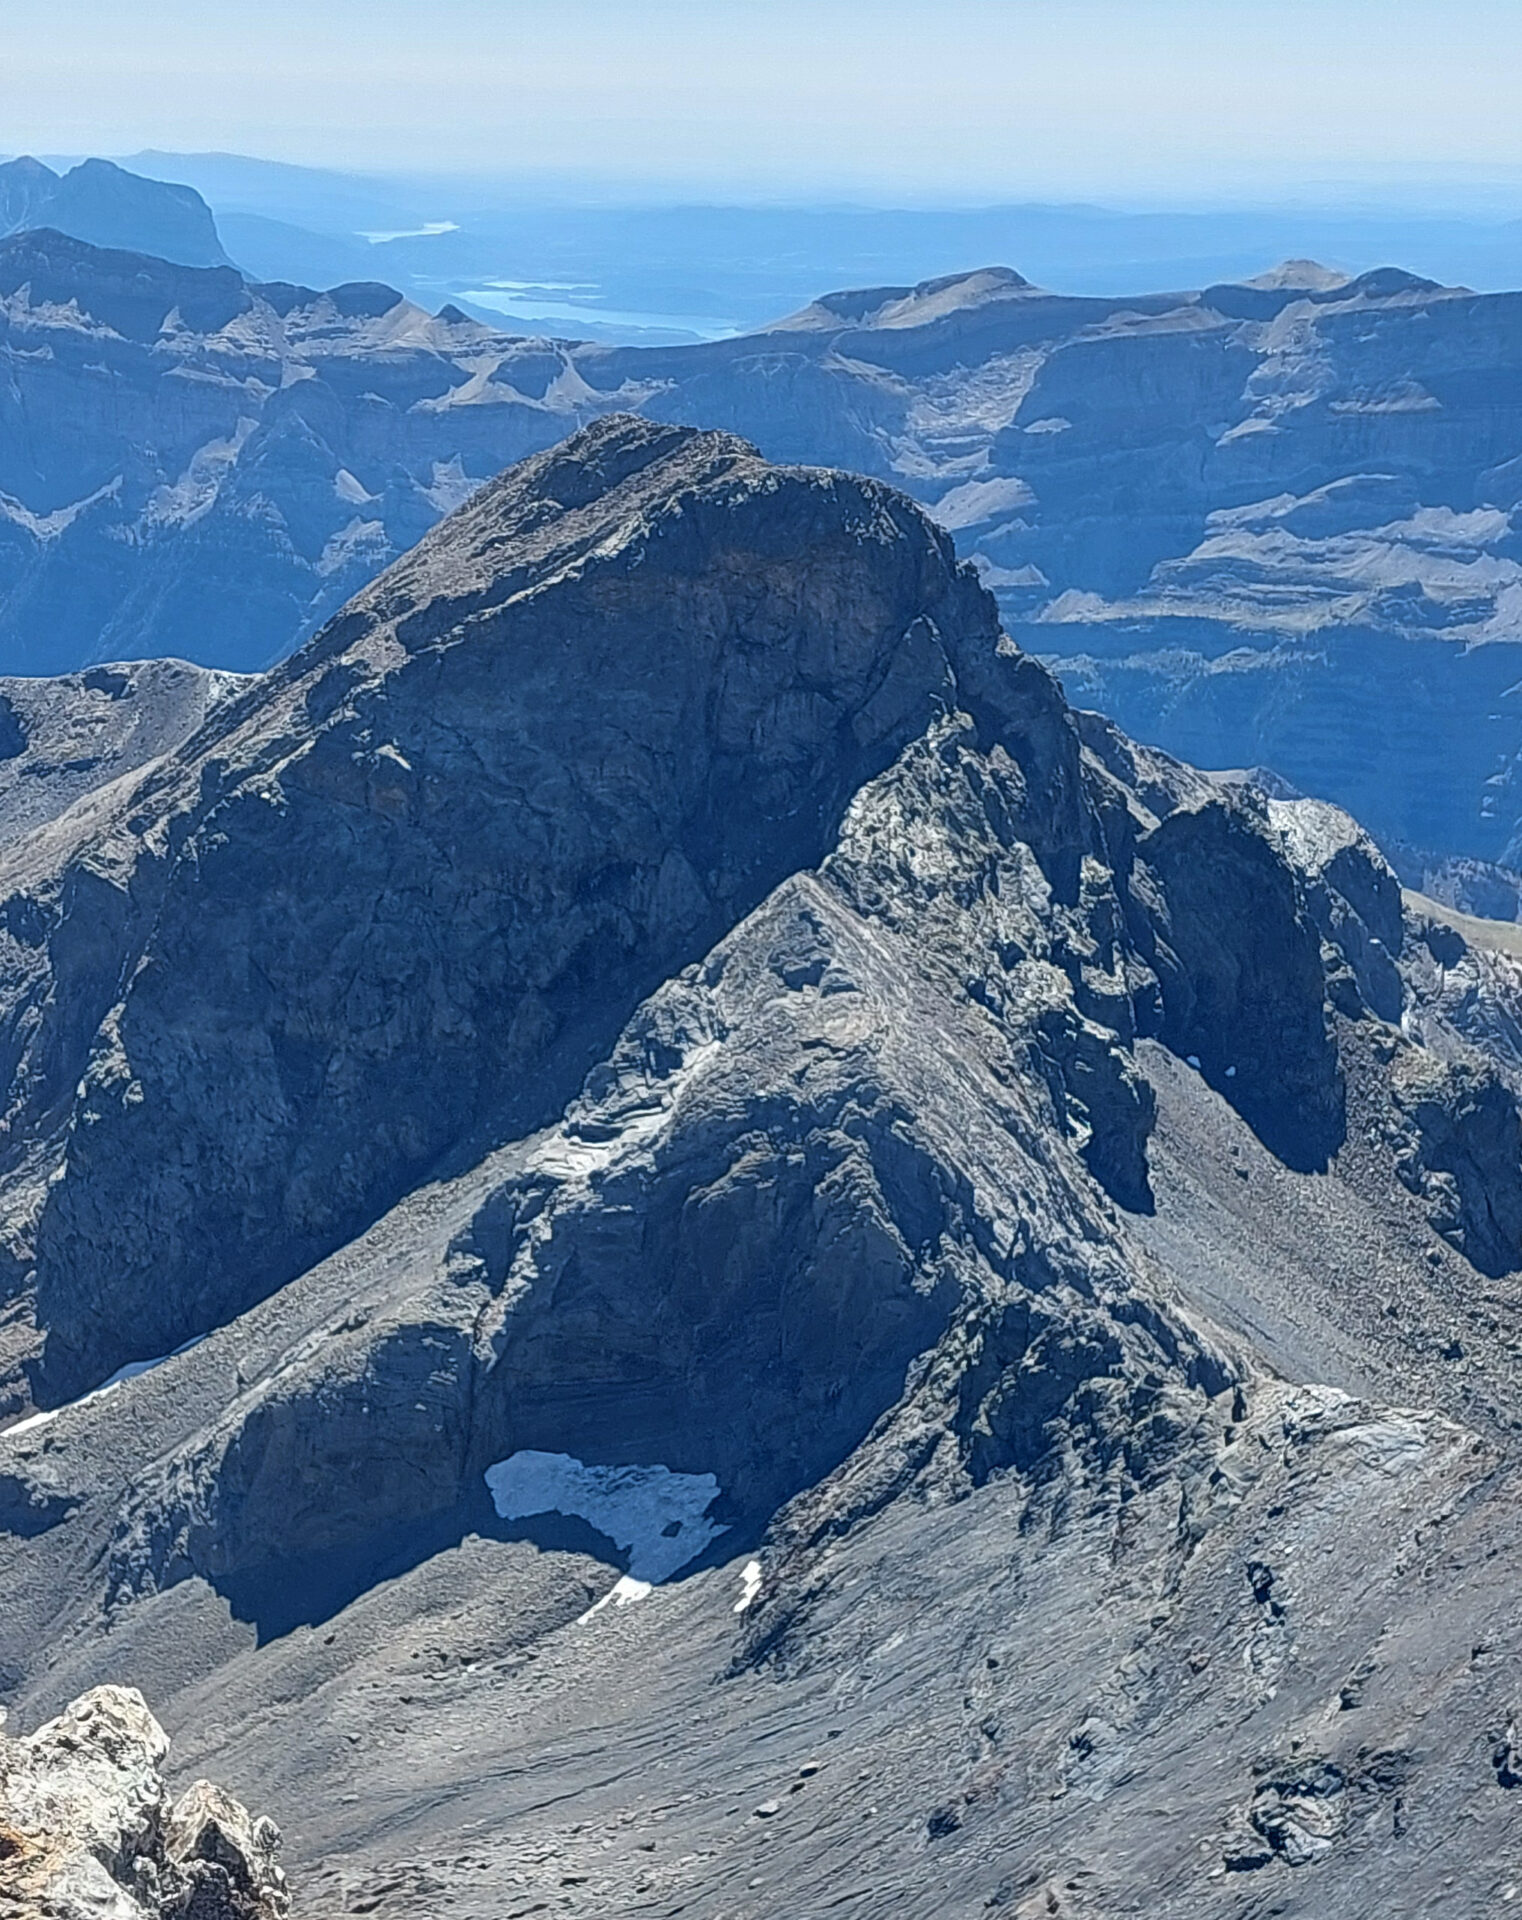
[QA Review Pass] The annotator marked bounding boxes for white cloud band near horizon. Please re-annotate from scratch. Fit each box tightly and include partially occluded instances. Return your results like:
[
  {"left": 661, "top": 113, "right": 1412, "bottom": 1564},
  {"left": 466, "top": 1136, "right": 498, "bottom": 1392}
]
[{"left": 3, "top": 0, "right": 1522, "bottom": 207}]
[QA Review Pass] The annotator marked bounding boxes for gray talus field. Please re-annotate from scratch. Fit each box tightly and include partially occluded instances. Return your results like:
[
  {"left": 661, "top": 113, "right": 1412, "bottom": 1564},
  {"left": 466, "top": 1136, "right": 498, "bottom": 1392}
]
[{"left": 4, "top": 418, "right": 1522, "bottom": 1916}]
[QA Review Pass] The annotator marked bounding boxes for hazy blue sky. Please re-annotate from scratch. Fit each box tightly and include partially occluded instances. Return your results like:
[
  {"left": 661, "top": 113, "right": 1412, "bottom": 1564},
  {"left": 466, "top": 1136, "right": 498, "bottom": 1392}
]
[{"left": 5, "top": 0, "right": 1522, "bottom": 205}]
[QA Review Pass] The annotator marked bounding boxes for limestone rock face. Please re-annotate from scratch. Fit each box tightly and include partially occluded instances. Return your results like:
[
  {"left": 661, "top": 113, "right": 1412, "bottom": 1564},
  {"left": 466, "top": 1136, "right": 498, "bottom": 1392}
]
[{"left": 0, "top": 1685, "right": 286, "bottom": 1919}]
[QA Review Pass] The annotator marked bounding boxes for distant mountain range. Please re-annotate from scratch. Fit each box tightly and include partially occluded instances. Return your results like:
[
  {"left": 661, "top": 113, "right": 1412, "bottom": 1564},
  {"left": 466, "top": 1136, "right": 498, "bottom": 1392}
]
[
  {"left": 3, "top": 226, "right": 1522, "bottom": 885},
  {"left": 0, "top": 156, "right": 228, "bottom": 267},
  {"left": 8, "top": 144, "right": 1522, "bottom": 347},
  {"left": 20, "top": 149, "right": 1522, "bottom": 343}
]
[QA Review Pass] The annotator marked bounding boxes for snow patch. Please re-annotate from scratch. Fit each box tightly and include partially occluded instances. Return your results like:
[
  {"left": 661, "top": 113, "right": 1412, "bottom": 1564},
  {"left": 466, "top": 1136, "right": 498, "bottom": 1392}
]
[
  {"left": 930, "top": 474, "right": 1034, "bottom": 533},
  {"left": 734, "top": 1559, "right": 763, "bottom": 1613},
  {"left": 484, "top": 1450, "right": 729, "bottom": 1593},
  {"left": 333, "top": 468, "right": 374, "bottom": 507},
  {"left": 423, "top": 457, "right": 477, "bottom": 516},
  {"left": 578, "top": 1575, "right": 653, "bottom": 1622},
  {"left": 146, "top": 422, "right": 256, "bottom": 530},
  {"left": 969, "top": 555, "right": 1049, "bottom": 590},
  {"left": 0, "top": 475, "right": 122, "bottom": 540}
]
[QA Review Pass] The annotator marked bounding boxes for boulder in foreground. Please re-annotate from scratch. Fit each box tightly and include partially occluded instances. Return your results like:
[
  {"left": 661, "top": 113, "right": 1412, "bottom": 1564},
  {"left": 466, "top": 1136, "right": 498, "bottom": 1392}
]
[{"left": 0, "top": 1685, "right": 287, "bottom": 1920}]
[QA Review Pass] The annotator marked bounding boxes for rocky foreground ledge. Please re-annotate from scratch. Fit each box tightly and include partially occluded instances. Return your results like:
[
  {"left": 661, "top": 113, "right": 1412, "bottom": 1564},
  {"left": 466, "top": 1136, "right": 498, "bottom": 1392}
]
[{"left": 0, "top": 1686, "right": 287, "bottom": 1919}]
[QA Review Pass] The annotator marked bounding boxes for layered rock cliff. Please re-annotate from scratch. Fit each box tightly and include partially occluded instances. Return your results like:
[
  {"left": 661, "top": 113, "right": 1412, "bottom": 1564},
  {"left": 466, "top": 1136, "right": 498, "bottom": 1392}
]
[{"left": 2, "top": 421, "right": 1522, "bottom": 1917}]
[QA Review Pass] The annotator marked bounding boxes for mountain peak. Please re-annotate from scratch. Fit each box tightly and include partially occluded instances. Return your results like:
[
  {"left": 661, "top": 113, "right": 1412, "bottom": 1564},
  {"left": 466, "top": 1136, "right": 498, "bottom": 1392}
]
[
  {"left": 0, "top": 155, "right": 60, "bottom": 233},
  {"left": 12, "top": 414, "right": 1005, "bottom": 1399},
  {"left": 342, "top": 412, "right": 988, "bottom": 666},
  {"left": 775, "top": 264, "right": 1035, "bottom": 332},
  {"left": 0, "top": 153, "right": 228, "bottom": 268},
  {"left": 0, "top": 155, "right": 59, "bottom": 185},
  {"left": 1241, "top": 256, "right": 1352, "bottom": 292},
  {"left": 0, "top": 227, "right": 250, "bottom": 339},
  {"left": 4, "top": 416, "right": 1522, "bottom": 1918}
]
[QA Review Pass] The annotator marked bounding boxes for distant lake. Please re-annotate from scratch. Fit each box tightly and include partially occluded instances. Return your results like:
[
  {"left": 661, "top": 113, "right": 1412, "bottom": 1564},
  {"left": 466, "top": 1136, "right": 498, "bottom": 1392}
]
[{"left": 460, "top": 283, "right": 741, "bottom": 345}]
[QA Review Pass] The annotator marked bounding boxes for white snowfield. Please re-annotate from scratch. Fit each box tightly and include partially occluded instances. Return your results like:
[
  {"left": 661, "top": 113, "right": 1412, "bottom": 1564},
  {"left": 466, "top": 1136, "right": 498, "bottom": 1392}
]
[{"left": 483, "top": 1450, "right": 730, "bottom": 1608}]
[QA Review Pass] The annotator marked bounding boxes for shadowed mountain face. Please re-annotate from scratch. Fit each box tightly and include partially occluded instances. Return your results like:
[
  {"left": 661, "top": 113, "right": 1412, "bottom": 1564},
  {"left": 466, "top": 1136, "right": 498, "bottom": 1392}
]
[
  {"left": 0, "top": 158, "right": 229, "bottom": 266},
  {"left": 4, "top": 421, "right": 1522, "bottom": 1916},
  {"left": 0, "top": 417, "right": 1008, "bottom": 1406},
  {"left": 4, "top": 241, "right": 1522, "bottom": 873}
]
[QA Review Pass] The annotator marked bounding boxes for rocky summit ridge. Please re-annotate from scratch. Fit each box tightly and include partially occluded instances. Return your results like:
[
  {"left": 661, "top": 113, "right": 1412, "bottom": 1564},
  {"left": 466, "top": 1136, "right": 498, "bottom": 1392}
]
[{"left": 2, "top": 420, "right": 1522, "bottom": 1914}]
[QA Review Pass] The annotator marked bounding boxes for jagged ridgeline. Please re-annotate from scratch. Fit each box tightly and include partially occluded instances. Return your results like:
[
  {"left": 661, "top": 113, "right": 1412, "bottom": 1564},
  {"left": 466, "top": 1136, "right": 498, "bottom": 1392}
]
[{"left": 4, "top": 417, "right": 1522, "bottom": 1916}]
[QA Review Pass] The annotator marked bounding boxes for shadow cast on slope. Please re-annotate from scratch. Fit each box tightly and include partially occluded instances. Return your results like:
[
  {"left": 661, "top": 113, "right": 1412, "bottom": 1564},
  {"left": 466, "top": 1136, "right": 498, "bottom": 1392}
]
[{"left": 212, "top": 1477, "right": 759, "bottom": 1644}]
